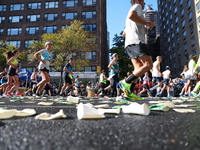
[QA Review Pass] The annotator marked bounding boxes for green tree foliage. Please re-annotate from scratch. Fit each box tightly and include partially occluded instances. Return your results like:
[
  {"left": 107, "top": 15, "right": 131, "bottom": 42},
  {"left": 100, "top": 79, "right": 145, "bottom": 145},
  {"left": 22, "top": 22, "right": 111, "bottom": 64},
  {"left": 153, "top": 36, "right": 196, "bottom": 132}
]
[
  {"left": 30, "top": 20, "right": 96, "bottom": 72},
  {"left": 109, "top": 32, "right": 133, "bottom": 79}
]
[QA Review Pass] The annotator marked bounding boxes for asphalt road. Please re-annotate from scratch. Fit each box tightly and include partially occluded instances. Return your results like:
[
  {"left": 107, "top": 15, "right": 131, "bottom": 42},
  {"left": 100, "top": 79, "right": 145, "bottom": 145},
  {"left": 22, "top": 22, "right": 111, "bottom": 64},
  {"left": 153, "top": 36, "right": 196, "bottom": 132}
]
[{"left": 0, "top": 96, "right": 200, "bottom": 150}]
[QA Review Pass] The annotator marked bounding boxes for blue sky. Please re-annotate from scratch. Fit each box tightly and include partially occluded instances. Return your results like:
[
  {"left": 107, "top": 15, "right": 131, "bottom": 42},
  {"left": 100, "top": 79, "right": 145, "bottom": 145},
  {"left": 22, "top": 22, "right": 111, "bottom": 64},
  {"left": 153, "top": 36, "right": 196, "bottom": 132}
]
[{"left": 107, "top": 0, "right": 158, "bottom": 47}]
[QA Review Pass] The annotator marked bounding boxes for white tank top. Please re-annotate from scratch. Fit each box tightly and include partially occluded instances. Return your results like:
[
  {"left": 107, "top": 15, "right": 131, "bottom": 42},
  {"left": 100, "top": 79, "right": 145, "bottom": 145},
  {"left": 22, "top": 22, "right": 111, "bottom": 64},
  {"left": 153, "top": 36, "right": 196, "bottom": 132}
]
[{"left": 152, "top": 61, "right": 161, "bottom": 77}]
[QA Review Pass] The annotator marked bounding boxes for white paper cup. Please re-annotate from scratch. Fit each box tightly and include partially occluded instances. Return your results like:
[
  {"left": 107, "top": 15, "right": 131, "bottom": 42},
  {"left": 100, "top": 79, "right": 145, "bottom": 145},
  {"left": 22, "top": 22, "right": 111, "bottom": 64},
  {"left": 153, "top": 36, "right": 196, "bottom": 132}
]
[
  {"left": 15, "top": 109, "right": 36, "bottom": 117},
  {"left": 77, "top": 103, "right": 105, "bottom": 119},
  {"left": 0, "top": 109, "right": 17, "bottom": 119},
  {"left": 67, "top": 96, "right": 80, "bottom": 104},
  {"left": 35, "top": 109, "right": 67, "bottom": 120},
  {"left": 98, "top": 108, "right": 120, "bottom": 114},
  {"left": 122, "top": 102, "right": 150, "bottom": 116}
]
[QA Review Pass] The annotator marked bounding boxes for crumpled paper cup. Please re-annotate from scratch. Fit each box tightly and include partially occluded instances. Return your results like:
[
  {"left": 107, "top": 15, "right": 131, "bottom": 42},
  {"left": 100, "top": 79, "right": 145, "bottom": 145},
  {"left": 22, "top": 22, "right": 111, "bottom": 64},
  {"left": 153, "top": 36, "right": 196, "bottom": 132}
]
[
  {"left": 122, "top": 102, "right": 150, "bottom": 116},
  {"left": 0, "top": 109, "right": 17, "bottom": 119},
  {"left": 35, "top": 109, "right": 67, "bottom": 120},
  {"left": 67, "top": 96, "right": 80, "bottom": 104},
  {"left": 150, "top": 105, "right": 169, "bottom": 112},
  {"left": 98, "top": 108, "right": 120, "bottom": 114},
  {"left": 77, "top": 103, "right": 105, "bottom": 119},
  {"left": 15, "top": 109, "right": 36, "bottom": 117}
]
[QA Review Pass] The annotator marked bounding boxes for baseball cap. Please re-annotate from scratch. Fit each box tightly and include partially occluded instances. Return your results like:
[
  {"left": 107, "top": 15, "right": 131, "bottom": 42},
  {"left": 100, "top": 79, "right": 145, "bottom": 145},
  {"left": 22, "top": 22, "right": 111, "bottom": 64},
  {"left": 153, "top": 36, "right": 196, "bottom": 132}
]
[
  {"left": 45, "top": 41, "right": 53, "bottom": 46},
  {"left": 189, "top": 54, "right": 196, "bottom": 59},
  {"left": 166, "top": 66, "right": 170, "bottom": 69},
  {"left": 112, "top": 53, "right": 118, "bottom": 58}
]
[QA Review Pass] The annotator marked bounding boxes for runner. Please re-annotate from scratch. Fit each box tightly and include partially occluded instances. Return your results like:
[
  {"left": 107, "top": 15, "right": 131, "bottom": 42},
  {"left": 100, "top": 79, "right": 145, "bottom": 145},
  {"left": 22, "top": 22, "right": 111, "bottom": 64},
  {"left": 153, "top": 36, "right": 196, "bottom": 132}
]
[
  {"left": 60, "top": 58, "right": 74, "bottom": 96},
  {"left": 33, "top": 41, "right": 56, "bottom": 96},
  {"left": 4, "top": 51, "right": 22, "bottom": 96},
  {"left": 120, "top": 0, "right": 154, "bottom": 100}
]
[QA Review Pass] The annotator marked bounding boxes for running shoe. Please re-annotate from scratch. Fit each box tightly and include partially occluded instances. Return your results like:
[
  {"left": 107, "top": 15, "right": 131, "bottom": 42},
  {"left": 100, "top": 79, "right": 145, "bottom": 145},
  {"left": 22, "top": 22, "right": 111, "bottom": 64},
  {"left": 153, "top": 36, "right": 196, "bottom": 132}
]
[
  {"left": 167, "top": 95, "right": 172, "bottom": 98},
  {"left": 3, "top": 93, "right": 9, "bottom": 97},
  {"left": 190, "top": 92, "right": 198, "bottom": 98},
  {"left": 7, "top": 92, "right": 13, "bottom": 97},
  {"left": 15, "top": 93, "right": 22, "bottom": 96},
  {"left": 119, "top": 79, "right": 131, "bottom": 95},
  {"left": 179, "top": 93, "right": 183, "bottom": 97},
  {"left": 124, "top": 93, "right": 143, "bottom": 100}
]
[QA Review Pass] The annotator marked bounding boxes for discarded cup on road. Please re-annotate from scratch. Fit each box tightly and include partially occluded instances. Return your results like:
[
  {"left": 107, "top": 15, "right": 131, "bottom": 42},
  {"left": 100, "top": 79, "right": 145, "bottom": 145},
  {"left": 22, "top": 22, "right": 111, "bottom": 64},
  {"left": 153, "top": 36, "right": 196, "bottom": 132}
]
[
  {"left": 122, "top": 102, "right": 150, "bottom": 116},
  {"left": 0, "top": 109, "right": 17, "bottom": 119},
  {"left": 94, "top": 104, "right": 109, "bottom": 109},
  {"left": 77, "top": 103, "right": 105, "bottom": 119},
  {"left": 98, "top": 108, "right": 120, "bottom": 114},
  {"left": 67, "top": 96, "right": 79, "bottom": 104},
  {"left": 149, "top": 105, "right": 169, "bottom": 112},
  {"left": 35, "top": 109, "right": 67, "bottom": 120},
  {"left": 15, "top": 109, "right": 36, "bottom": 116}
]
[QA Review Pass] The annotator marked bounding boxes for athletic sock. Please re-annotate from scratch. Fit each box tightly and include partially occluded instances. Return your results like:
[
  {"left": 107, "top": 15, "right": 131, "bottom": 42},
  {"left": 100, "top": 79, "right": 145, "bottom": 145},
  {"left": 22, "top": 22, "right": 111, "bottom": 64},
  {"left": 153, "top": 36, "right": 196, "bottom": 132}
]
[{"left": 125, "top": 74, "right": 138, "bottom": 84}]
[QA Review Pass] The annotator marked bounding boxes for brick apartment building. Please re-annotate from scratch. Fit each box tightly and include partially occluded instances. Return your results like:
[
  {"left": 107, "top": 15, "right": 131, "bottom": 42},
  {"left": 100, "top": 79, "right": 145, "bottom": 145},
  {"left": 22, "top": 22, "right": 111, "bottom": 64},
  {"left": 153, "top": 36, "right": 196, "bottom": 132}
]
[{"left": 0, "top": 0, "right": 108, "bottom": 73}]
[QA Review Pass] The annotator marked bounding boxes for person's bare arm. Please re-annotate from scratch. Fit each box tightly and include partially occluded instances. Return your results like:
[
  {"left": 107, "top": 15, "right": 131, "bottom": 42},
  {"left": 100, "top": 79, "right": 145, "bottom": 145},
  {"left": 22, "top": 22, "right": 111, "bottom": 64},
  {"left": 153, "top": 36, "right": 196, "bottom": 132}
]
[
  {"left": 108, "top": 60, "right": 119, "bottom": 72},
  {"left": 34, "top": 52, "right": 46, "bottom": 64},
  {"left": 128, "top": 10, "right": 154, "bottom": 28}
]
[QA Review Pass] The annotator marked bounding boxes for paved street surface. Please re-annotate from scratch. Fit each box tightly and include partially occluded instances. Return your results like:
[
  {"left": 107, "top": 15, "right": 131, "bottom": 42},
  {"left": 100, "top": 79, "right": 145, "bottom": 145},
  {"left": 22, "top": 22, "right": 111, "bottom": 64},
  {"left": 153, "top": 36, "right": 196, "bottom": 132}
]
[{"left": 0, "top": 95, "right": 200, "bottom": 150}]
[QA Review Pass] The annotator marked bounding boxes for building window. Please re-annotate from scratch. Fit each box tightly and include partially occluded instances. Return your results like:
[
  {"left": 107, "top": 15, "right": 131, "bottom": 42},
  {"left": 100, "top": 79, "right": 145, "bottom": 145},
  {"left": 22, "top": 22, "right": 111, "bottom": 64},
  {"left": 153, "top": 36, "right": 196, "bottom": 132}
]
[
  {"left": 183, "top": 42, "right": 188, "bottom": 50},
  {"left": 43, "top": 26, "right": 57, "bottom": 33},
  {"left": 171, "top": 32, "right": 174, "bottom": 38},
  {"left": 26, "top": 27, "right": 39, "bottom": 35},
  {"left": 187, "top": 0, "right": 191, "bottom": 8},
  {"left": 10, "top": 4, "right": 24, "bottom": 11},
  {"left": 44, "top": 13, "right": 58, "bottom": 21},
  {"left": 45, "top": 1, "right": 58, "bottom": 9},
  {"left": 82, "top": 0, "right": 96, "bottom": 6},
  {"left": 72, "top": 52, "right": 77, "bottom": 60},
  {"left": 197, "top": 2, "right": 200, "bottom": 11},
  {"left": 0, "top": 17, "right": 5, "bottom": 23},
  {"left": 84, "top": 52, "right": 96, "bottom": 59},
  {"left": 28, "top": 3, "right": 41, "bottom": 9},
  {"left": 0, "top": 29, "right": 4, "bottom": 36},
  {"left": 82, "top": 11, "right": 96, "bottom": 19},
  {"left": 61, "top": 25, "right": 70, "bottom": 29},
  {"left": 8, "top": 16, "right": 23, "bottom": 23},
  {"left": 198, "top": 17, "right": 200, "bottom": 24},
  {"left": 175, "top": 17, "right": 178, "bottom": 24},
  {"left": 180, "top": 0, "right": 183, "bottom": 5},
  {"left": 25, "top": 40, "right": 38, "bottom": 48},
  {"left": 0, "top": 5, "right": 6, "bottom": 11},
  {"left": 63, "top": 0, "right": 78, "bottom": 7},
  {"left": 84, "top": 66, "right": 96, "bottom": 72},
  {"left": 181, "top": 9, "right": 184, "bottom": 16},
  {"left": 7, "top": 41, "right": 21, "bottom": 48},
  {"left": 189, "top": 24, "right": 194, "bottom": 32},
  {"left": 27, "top": 15, "right": 40, "bottom": 22},
  {"left": 182, "top": 20, "right": 185, "bottom": 28},
  {"left": 171, "top": 23, "right": 173, "bottom": 29},
  {"left": 62, "top": 12, "right": 78, "bottom": 20},
  {"left": 176, "top": 27, "right": 179, "bottom": 34},
  {"left": 183, "top": 30, "right": 187, "bottom": 38},
  {"left": 82, "top": 24, "right": 96, "bottom": 31},
  {"left": 7, "top": 28, "right": 22, "bottom": 35},
  {"left": 191, "top": 36, "right": 195, "bottom": 45},
  {"left": 189, "top": 11, "right": 192, "bottom": 21},
  {"left": 174, "top": 7, "right": 177, "bottom": 14}
]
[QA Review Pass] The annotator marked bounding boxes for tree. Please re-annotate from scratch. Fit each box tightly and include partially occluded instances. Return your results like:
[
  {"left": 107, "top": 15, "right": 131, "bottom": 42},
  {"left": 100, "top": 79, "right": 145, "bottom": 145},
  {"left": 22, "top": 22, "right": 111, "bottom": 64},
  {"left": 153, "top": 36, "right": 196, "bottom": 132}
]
[
  {"left": 29, "top": 20, "right": 96, "bottom": 88},
  {"left": 109, "top": 32, "right": 133, "bottom": 79}
]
